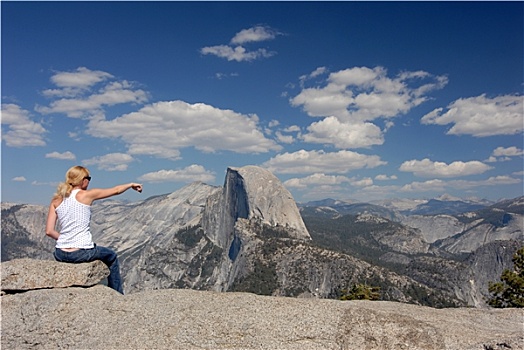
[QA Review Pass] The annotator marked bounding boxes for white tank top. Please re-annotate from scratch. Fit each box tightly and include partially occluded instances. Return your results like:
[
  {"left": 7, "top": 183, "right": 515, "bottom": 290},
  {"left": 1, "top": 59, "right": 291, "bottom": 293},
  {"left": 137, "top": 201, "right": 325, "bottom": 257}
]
[{"left": 55, "top": 189, "right": 95, "bottom": 249}]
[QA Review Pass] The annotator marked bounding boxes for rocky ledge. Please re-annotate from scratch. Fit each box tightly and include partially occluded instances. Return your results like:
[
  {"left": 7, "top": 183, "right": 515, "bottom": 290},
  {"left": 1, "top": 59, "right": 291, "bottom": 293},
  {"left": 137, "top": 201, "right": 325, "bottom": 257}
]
[
  {"left": 1, "top": 259, "right": 522, "bottom": 350},
  {"left": 1, "top": 258, "right": 109, "bottom": 293}
]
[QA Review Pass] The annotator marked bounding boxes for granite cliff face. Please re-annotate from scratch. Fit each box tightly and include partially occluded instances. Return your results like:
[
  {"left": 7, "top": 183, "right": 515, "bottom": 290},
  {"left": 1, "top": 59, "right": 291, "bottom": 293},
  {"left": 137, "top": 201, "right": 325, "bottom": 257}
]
[
  {"left": 108, "top": 166, "right": 312, "bottom": 293},
  {"left": 1, "top": 203, "right": 52, "bottom": 261}
]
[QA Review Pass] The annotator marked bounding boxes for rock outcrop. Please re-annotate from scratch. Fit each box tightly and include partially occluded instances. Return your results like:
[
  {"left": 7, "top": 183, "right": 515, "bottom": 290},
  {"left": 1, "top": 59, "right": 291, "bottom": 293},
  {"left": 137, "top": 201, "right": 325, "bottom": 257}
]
[
  {"left": 228, "top": 166, "right": 310, "bottom": 239},
  {"left": 1, "top": 259, "right": 522, "bottom": 350},
  {"left": 1, "top": 258, "right": 109, "bottom": 293},
  {"left": 202, "top": 166, "right": 310, "bottom": 248}
]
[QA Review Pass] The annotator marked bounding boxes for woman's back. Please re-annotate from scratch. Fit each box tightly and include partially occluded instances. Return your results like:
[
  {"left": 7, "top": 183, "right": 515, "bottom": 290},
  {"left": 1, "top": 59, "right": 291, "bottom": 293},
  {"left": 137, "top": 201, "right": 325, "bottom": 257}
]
[{"left": 55, "top": 189, "right": 94, "bottom": 249}]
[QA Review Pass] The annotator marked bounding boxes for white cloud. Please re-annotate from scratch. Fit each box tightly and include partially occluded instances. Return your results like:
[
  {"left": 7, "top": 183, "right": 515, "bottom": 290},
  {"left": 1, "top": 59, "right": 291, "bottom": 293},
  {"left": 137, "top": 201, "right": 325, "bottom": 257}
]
[
  {"left": 485, "top": 146, "right": 523, "bottom": 163},
  {"left": 12, "top": 176, "right": 26, "bottom": 182},
  {"left": 292, "top": 66, "right": 447, "bottom": 122},
  {"left": 421, "top": 94, "right": 523, "bottom": 137},
  {"left": 362, "top": 174, "right": 521, "bottom": 197},
  {"left": 399, "top": 175, "right": 521, "bottom": 194},
  {"left": 375, "top": 174, "right": 398, "bottom": 181},
  {"left": 283, "top": 174, "right": 376, "bottom": 202},
  {"left": 400, "top": 179, "right": 447, "bottom": 192},
  {"left": 86, "top": 100, "right": 281, "bottom": 160},
  {"left": 36, "top": 68, "right": 148, "bottom": 118},
  {"left": 291, "top": 66, "right": 447, "bottom": 149},
  {"left": 82, "top": 153, "right": 135, "bottom": 171},
  {"left": 299, "top": 66, "right": 328, "bottom": 87},
  {"left": 399, "top": 158, "right": 493, "bottom": 178},
  {"left": 201, "top": 25, "right": 280, "bottom": 62},
  {"left": 138, "top": 164, "right": 215, "bottom": 183},
  {"left": 201, "top": 45, "right": 274, "bottom": 62},
  {"left": 1, "top": 104, "right": 47, "bottom": 147},
  {"left": 447, "top": 175, "right": 521, "bottom": 189},
  {"left": 302, "top": 116, "right": 384, "bottom": 148},
  {"left": 231, "top": 25, "right": 279, "bottom": 45},
  {"left": 275, "top": 131, "right": 294, "bottom": 144},
  {"left": 492, "top": 146, "right": 524, "bottom": 157},
  {"left": 50, "top": 67, "right": 113, "bottom": 88},
  {"left": 284, "top": 173, "right": 354, "bottom": 189},
  {"left": 284, "top": 125, "right": 301, "bottom": 132},
  {"left": 485, "top": 156, "right": 512, "bottom": 163},
  {"left": 45, "top": 151, "right": 76, "bottom": 160},
  {"left": 353, "top": 177, "right": 374, "bottom": 187},
  {"left": 268, "top": 120, "right": 280, "bottom": 128},
  {"left": 263, "top": 149, "right": 386, "bottom": 174},
  {"left": 42, "top": 67, "right": 113, "bottom": 98},
  {"left": 283, "top": 173, "right": 366, "bottom": 201}
]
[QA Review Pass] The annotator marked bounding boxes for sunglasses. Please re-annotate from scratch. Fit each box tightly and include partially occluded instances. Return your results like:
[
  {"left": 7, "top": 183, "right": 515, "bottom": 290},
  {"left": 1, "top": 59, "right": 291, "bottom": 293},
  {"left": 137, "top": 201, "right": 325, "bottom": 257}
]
[{"left": 84, "top": 176, "right": 92, "bottom": 181}]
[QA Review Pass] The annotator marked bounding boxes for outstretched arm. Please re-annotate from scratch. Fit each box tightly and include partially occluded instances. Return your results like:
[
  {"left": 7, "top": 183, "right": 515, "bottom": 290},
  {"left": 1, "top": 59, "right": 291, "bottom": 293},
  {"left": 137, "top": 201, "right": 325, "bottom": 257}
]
[{"left": 78, "top": 183, "right": 143, "bottom": 205}]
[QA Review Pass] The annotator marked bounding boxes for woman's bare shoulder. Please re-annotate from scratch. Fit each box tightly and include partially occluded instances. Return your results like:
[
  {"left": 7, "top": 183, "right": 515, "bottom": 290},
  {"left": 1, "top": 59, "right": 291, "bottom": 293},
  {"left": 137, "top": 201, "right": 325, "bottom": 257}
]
[{"left": 51, "top": 196, "right": 63, "bottom": 208}]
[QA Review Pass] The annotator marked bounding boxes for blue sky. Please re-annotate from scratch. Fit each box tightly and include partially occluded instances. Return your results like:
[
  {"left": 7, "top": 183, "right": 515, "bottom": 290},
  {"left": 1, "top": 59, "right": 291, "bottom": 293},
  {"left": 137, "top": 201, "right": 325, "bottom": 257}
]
[{"left": 2, "top": 1, "right": 523, "bottom": 205}]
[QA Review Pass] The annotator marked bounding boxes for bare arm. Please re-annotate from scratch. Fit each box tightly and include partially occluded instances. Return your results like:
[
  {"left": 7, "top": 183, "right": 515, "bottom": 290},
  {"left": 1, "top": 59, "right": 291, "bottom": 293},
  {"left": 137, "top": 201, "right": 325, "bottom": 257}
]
[
  {"left": 77, "top": 183, "right": 143, "bottom": 205},
  {"left": 45, "top": 199, "right": 61, "bottom": 240}
]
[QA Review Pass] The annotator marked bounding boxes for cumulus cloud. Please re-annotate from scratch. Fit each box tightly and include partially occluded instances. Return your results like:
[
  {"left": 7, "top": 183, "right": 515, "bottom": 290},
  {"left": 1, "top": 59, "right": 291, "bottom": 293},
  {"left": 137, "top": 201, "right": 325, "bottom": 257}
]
[
  {"left": 36, "top": 68, "right": 148, "bottom": 118},
  {"left": 399, "top": 158, "right": 493, "bottom": 178},
  {"left": 493, "top": 146, "right": 523, "bottom": 157},
  {"left": 201, "top": 25, "right": 280, "bottom": 62},
  {"left": 486, "top": 146, "right": 524, "bottom": 163},
  {"left": 87, "top": 100, "right": 281, "bottom": 160},
  {"left": 45, "top": 151, "right": 76, "bottom": 160},
  {"left": 12, "top": 176, "right": 26, "bottom": 182},
  {"left": 41, "top": 67, "right": 113, "bottom": 98},
  {"left": 291, "top": 66, "right": 447, "bottom": 149},
  {"left": 82, "top": 153, "right": 135, "bottom": 171},
  {"left": 292, "top": 66, "right": 447, "bottom": 122},
  {"left": 1, "top": 104, "right": 47, "bottom": 147},
  {"left": 421, "top": 94, "right": 523, "bottom": 137},
  {"left": 231, "top": 25, "right": 279, "bottom": 44},
  {"left": 303, "top": 116, "right": 384, "bottom": 148},
  {"left": 263, "top": 149, "right": 386, "bottom": 174},
  {"left": 138, "top": 164, "right": 215, "bottom": 183}
]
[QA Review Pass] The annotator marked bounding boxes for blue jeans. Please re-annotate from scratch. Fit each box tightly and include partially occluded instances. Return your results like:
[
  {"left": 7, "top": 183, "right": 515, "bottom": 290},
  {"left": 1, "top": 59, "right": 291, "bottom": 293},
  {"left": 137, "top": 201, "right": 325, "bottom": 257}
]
[{"left": 54, "top": 245, "right": 124, "bottom": 294}]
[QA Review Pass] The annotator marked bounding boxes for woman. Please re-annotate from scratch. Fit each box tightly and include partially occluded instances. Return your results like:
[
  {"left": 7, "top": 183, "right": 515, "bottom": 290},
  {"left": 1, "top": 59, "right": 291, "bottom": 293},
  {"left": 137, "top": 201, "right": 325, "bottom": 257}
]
[{"left": 46, "top": 165, "right": 143, "bottom": 294}]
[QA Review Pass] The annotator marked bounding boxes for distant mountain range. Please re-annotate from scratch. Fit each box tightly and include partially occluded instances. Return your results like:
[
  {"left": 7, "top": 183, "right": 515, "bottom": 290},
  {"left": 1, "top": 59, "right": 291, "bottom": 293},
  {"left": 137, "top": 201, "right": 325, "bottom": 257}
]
[
  {"left": 300, "top": 195, "right": 522, "bottom": 301},
  {"left": 300, "top": 195, "right": 499, "bottom": 217}
]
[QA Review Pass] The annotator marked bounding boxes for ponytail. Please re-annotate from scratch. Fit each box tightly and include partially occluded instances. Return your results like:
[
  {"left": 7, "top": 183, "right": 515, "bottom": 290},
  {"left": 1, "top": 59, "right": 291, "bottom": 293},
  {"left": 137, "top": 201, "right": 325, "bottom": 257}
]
[
  {"left": 53, "top": 166, "right": 90, "bottom": 200},
  {"left": 53, "top": 182, "right": 73, "bottom": 200}
]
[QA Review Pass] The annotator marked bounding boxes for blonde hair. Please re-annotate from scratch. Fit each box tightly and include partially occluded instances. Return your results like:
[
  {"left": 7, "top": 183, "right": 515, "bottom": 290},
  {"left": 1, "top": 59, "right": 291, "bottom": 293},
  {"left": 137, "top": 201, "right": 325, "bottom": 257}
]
[{"left": 53, "top": 166, "right": 90, "bottom": 200}]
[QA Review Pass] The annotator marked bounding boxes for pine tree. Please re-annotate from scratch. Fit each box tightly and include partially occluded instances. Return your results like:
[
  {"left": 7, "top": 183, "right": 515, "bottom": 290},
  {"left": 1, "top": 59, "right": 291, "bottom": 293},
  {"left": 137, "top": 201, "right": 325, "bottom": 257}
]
[
  {"left": 487, "top": 246, "right": 524, "bottom": 308},
  {"left": 339, "top": 283, "right": 381, "bottom": 301}
]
